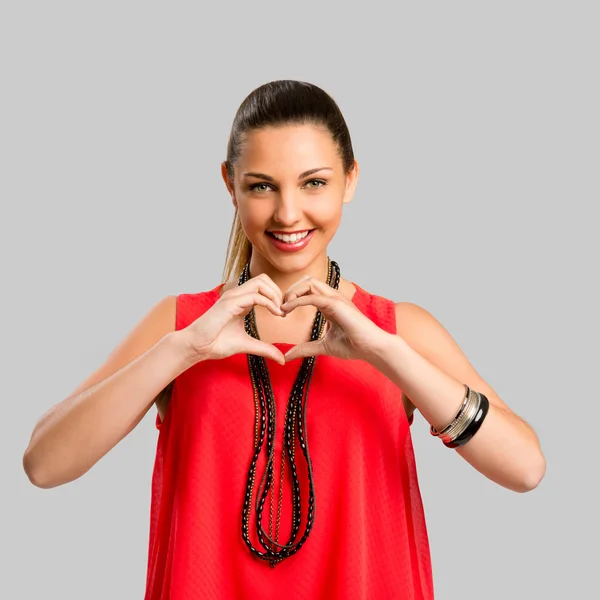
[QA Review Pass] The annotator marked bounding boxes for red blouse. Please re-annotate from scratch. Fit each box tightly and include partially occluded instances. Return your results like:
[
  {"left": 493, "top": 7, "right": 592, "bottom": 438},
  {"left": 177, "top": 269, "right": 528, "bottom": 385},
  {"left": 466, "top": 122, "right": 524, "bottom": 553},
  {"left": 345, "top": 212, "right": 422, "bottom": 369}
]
[{"left": 145, "top": 282, "right": 434, "bottom": 599}]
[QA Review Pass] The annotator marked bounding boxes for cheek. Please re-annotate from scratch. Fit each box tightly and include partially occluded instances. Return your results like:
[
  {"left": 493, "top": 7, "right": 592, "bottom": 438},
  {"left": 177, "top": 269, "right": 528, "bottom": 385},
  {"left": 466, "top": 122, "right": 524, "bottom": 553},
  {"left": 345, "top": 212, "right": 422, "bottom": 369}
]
[
  {"left": 237, "top": 202, "right": 269, "bottom": 229},
  {"left": 312, "top": 203, "right": 343, "bottom": 227}
]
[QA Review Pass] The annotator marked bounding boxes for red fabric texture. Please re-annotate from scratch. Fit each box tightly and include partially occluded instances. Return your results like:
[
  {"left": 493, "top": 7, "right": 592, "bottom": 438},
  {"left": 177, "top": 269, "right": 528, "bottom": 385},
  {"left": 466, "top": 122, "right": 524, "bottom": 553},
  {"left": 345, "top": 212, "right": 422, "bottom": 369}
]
[{"left": 145, "top": 282, "right": 434, "bottom": 599}]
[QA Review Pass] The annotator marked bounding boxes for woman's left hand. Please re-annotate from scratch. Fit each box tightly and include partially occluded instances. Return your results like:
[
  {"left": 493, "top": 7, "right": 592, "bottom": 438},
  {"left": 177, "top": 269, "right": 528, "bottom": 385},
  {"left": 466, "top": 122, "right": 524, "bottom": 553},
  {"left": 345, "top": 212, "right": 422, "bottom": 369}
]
[{"left": 281, "top": 275, "right": 388, "bottom": 362}]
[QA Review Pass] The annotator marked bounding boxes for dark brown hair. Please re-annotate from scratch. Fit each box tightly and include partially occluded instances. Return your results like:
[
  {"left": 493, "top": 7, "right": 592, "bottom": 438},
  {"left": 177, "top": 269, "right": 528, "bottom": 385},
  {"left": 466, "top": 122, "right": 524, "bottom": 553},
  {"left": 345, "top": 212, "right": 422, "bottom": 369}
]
[{"left": 222, "top": 80, "right": 355, "bottom": 283}]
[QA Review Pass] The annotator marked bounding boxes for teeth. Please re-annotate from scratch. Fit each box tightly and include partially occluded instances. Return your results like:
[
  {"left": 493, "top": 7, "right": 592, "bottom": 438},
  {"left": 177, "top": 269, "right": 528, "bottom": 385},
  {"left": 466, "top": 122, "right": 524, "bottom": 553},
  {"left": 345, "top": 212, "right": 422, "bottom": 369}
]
[{"left": 272, "top": 231, "right": 310, "bottom": 243}]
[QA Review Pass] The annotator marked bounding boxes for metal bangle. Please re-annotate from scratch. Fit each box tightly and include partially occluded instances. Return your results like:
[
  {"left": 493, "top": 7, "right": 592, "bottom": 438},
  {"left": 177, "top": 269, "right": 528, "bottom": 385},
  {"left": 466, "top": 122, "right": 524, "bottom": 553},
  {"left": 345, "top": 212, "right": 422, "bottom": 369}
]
[
  {"left": 439, "top": 389, "right": 478, "bottom": 443},
  {"left": 441, "top": 390, "right": 481, "bottom": 444},
  {"left": 434, "top": 387, "right": 476, "bottom": 442},
  {"left": 444, "top": 393, "right": 490, "bottom": 448},
  {"left": 430, "top": 384, "right": 470, "bottom": 437}
]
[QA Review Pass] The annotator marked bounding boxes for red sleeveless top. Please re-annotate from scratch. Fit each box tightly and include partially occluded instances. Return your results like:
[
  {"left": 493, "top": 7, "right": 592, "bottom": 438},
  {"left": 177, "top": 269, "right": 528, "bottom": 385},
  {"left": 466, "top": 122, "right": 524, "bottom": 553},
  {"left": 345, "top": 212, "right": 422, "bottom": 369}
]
[{"left": 145, "top": 282, "right": 434, "bottom": 599}]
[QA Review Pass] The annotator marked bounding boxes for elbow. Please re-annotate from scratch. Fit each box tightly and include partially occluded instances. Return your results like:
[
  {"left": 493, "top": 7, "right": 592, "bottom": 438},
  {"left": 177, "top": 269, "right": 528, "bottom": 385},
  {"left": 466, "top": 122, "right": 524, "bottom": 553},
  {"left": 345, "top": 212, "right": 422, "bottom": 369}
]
[
  {"left": 23, "top": 446, "right": 87, "bottom": 489},
  {"left": 23, "top": 447, "right": 57, "bottom": 489},
  {"left": 514, "top": 452, "right": 546, "bottom": 493},
  {"left": 23, "top": 448, "right": 45, "bottom": 488}
]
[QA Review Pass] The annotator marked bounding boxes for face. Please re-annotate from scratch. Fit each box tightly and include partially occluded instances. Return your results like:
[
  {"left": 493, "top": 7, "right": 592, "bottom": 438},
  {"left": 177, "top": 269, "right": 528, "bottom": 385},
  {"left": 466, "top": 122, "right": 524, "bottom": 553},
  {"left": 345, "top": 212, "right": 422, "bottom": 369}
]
[{"left": 221, "top": 124, "right": 359, "bottom": 276}]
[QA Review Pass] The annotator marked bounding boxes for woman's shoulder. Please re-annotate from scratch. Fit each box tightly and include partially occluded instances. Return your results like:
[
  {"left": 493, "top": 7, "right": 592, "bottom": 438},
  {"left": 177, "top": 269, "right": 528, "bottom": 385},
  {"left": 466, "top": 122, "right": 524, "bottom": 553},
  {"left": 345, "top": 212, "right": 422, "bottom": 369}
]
[
  {"left": 178, "top": 282, "right": 224, "bottom": 299},
  {"left": 350, "top": 281, "right": 399, "bottom": 314},
  {"left": 362, "top": 285, "right": 453, "bottom": 367},
  {"left": 352, "top": 280, "right": 423, "bottom": 311},
  {"left": 351, "top": 282, "right": 432, "bottom": 340},
  {"left": 173, "top": 283, "right": 224, "bottom": 325},
  {"left": 351, "top": 281, "right": 394, "bottom": 303},
  {"left": 349, "top": 281, "right": 399, "bottom": 335}
]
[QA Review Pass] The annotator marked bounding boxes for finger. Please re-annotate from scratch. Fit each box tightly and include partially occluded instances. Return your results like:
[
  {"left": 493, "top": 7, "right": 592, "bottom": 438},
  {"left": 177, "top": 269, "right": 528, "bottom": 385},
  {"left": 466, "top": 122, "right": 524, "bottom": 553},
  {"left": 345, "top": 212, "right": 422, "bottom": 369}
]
[
  {"left": 283, "top": 276, "right": 330, "bottom": 301},
  {"left": 284, "top": 340, "right": 325, "bottom": 362},
  {"left": 244, "top": 337, "right": 286, "bottom": 365},
  {"left": 283, "top": 277, "right": 337, "bottom": 304},
  {"left": 246, "top": 280, "right": 283, "bottom": 308},
  {"left": 228, "top": 291, "right": 284, "bottom": 317},
  {"left": 283, "top": 273, "right": 311, "bottom": 299},
  {"left": 281, "top": 294, "right": 334, "bottom": 314},
  {"left": 230, "top": 275, "right": 283, "bottom": 307},
  {"left": 252, "top": 273, "right": 284, "bottom": 306}
]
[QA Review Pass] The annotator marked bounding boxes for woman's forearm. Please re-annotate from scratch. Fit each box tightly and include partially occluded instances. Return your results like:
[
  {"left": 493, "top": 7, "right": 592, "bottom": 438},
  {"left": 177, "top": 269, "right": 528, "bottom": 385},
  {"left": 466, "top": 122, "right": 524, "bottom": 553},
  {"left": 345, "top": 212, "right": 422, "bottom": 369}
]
[
  {"left": 23, "top": 331, "right": 197, "bottom": 489},
  {"left": 364, "top": 332, "right": 545, "bottom": 493}
]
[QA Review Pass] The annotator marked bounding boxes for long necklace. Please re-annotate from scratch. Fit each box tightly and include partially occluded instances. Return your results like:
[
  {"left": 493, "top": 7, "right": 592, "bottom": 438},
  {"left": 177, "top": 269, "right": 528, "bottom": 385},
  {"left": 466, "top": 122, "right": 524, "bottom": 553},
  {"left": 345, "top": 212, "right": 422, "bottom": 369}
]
[{"left": 239, "top": 258, "right": 341, "bottom": 567}]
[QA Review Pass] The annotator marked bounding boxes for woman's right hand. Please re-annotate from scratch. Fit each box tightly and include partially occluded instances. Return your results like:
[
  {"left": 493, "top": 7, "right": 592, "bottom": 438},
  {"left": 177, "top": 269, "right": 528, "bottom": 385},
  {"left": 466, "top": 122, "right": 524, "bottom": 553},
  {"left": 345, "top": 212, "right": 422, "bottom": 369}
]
[{"left": 181, "top": 273, "right": 287, "bottom": 365}]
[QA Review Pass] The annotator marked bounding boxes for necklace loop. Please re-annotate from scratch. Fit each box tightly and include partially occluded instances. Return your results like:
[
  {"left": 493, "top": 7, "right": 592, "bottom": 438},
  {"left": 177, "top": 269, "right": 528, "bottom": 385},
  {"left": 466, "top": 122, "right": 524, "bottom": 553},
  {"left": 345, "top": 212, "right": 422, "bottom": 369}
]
[{"left": 238, "top": 258, "right": 341, "bottom": 566}]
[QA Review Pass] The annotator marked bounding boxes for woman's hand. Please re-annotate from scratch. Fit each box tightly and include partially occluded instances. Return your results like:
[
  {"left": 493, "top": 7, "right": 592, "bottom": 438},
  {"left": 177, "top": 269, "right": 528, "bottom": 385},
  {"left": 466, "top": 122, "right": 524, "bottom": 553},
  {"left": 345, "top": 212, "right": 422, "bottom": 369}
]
[
  {"left": 182, "top": 274, "right": 287, "bottom": 365},
  {"left": 280, "top": 275, "right": 388, "bottom": 362}
]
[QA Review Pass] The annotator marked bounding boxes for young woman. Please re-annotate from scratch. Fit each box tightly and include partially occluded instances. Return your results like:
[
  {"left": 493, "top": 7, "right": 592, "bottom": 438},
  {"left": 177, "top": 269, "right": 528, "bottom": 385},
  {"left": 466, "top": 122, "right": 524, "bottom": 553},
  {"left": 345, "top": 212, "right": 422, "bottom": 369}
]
[{"left": 23, "top": 80, "right": 546, "bottom": 599}]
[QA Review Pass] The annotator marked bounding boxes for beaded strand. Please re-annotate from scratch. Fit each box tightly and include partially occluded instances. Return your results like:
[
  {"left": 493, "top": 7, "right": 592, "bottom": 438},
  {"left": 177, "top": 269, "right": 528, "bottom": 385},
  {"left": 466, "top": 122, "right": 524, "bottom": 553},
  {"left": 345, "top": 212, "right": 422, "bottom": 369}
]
[{"left": 239, "top": 258, "right": 340, "bottom": 567}]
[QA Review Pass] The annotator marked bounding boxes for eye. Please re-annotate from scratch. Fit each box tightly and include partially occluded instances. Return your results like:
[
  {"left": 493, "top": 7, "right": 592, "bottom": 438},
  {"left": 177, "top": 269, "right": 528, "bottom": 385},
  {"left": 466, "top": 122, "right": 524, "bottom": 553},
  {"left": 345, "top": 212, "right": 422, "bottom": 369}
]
[
  {"left": 247, "top": 179, "right": 327, "bottom": 193},
  {"left": 248, "top": 183, "right": 273, "bottom": 193},
  {"left": 305, "top": 179, "right": 326, "bottom": 189}
]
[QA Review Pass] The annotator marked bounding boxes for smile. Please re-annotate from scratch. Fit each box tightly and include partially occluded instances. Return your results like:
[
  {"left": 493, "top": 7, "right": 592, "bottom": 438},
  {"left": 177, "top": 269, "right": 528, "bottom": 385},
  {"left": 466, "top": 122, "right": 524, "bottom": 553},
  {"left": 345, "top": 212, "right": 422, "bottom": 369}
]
[{"left": 265, "top": 229, "right": 315, "bottom": 252}]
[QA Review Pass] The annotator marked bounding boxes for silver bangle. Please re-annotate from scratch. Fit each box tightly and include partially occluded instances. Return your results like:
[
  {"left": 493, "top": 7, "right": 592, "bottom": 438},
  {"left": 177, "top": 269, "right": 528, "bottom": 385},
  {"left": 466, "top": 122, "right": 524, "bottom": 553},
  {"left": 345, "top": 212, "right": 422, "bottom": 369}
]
[
  {"left": 440, "top": 390, "right": 481, "bottom": 444},
  {"left": 430, "top": 384, "right": 470, "bottom": 438}
]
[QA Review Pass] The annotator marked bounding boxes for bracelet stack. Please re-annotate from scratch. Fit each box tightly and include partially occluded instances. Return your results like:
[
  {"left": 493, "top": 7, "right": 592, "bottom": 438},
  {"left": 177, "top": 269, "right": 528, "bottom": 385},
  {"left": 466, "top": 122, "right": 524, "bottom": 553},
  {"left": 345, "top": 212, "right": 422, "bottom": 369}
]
[{"left": 430, "top": 384, "right": 490, "bottom": 448}]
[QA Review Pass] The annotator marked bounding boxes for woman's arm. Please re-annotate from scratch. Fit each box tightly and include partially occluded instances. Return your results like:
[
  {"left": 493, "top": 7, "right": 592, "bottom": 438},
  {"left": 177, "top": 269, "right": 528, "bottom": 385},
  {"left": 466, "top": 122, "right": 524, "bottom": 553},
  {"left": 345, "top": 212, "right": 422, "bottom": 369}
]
[
  {"left": 22, "top": 296, "right": 196, "bottom": 489},
  {"left": 364, "top": 301, "right": 546, "bottom": 493}
]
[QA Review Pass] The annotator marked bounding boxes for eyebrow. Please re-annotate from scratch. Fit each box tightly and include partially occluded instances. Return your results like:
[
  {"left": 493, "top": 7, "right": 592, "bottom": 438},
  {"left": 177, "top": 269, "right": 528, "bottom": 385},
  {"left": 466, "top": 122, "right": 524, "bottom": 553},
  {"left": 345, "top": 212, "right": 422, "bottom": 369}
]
[{"left": 242, "top": 167, "right": 333, "bottom": 181}]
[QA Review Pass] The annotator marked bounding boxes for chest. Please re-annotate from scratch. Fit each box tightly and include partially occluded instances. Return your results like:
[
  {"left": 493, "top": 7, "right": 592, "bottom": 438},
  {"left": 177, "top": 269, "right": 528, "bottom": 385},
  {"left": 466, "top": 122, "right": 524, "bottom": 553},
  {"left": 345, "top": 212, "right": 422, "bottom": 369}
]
[
  {"left": 252, "top": 305, "right": 323, "bottom": 345},
  {"left": 170, "top": 352, "right": 408, "bottom": 461}
]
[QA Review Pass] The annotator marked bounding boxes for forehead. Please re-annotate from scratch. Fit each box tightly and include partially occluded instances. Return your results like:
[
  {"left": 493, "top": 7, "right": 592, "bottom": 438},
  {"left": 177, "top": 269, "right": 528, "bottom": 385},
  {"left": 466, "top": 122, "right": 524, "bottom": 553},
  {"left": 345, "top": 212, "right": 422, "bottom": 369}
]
[{"left": 239, "top": 125, "right": 339, "bottom": 169}]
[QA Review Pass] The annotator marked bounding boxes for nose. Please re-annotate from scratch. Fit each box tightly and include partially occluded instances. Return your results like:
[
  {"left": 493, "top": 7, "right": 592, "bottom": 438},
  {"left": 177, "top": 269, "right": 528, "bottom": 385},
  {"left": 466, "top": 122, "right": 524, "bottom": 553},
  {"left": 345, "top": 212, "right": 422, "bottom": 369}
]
[{"left": 273, "top": 192, "right": 301, "bottom": 226}]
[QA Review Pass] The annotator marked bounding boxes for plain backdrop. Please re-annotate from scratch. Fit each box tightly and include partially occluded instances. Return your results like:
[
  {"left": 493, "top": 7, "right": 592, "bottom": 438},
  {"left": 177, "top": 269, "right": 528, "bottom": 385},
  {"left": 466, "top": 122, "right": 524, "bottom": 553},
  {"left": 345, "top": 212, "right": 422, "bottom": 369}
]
[{"left": 2, "top": 2, "right": 598, "bottom": 598}]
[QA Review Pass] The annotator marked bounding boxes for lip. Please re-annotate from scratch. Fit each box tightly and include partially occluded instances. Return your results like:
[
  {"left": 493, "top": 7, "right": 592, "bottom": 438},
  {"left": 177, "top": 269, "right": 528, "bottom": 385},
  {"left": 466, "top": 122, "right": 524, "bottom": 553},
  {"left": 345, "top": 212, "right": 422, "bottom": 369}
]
[
  {"left": 267, "top": 228, "right": 313, "bottom": 235},
  {"left": 266, "top": 229, "right": 315, "bottom": 253}
]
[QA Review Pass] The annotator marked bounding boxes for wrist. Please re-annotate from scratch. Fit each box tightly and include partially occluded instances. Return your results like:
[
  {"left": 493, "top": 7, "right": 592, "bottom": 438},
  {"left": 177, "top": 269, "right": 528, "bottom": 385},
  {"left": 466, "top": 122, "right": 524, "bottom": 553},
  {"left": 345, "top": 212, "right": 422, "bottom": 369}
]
[
  {"left": 169, "top": 330, "right": 208, "bottom": 369},
  {"left": 361, "top": 329, "right": 401, "bottom": 366}
]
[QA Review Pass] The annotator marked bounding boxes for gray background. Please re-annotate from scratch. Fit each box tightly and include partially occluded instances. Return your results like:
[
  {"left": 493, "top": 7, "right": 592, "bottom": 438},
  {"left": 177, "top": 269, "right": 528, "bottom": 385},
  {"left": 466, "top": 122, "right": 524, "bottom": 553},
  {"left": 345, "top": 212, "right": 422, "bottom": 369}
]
[{"left": 2, "top": 1, "right": 598, "bottom": 598}]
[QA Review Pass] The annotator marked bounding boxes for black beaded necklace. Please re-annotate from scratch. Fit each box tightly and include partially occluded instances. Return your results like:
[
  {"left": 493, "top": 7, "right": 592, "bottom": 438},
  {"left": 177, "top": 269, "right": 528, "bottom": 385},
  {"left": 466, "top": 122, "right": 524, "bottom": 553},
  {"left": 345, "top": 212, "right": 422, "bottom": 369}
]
[{"left": 238, "top": 258, "right": 341, "bottom": 568}]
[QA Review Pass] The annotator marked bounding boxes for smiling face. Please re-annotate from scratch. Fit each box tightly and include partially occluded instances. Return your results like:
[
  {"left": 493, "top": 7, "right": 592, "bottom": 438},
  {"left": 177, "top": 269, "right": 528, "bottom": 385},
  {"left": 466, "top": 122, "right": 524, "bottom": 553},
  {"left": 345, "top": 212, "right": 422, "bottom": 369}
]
[{"left": 221, "top": 124, "right": 359, "bottom": 279}]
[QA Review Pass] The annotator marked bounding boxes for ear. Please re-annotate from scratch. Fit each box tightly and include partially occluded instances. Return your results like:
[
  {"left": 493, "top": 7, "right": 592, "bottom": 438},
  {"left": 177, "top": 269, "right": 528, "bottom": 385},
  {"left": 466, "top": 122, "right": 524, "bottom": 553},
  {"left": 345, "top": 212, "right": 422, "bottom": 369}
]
[
  {"left": 221, "top": 161, "right": 237, "bottom": 209},
  {"left": 342, "top": 159, "right": 359, "bottom": 204}
]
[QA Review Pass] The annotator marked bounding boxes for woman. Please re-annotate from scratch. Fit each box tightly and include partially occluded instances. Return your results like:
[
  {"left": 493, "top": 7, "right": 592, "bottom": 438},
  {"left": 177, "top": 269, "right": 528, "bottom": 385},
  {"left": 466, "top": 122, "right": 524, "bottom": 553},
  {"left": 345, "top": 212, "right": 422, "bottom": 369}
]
[{"left": 23, "top": 80, "right": 546, "bottom": 599}]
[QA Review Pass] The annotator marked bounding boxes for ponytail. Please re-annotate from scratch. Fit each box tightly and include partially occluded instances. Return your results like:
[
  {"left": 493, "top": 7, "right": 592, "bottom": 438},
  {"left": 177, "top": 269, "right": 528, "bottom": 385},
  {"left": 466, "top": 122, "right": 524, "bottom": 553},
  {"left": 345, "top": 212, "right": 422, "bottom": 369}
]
[{"left": 222, "top": 209, "right": 252, "bottom": 283}]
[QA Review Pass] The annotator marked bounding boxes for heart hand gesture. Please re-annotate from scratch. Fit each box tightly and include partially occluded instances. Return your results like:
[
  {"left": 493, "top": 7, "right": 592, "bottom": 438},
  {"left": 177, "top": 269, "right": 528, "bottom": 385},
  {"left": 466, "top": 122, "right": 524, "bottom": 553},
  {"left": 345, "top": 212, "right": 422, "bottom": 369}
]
[{"left": 281, "top": 276, "right": 388, "bottom": 362}]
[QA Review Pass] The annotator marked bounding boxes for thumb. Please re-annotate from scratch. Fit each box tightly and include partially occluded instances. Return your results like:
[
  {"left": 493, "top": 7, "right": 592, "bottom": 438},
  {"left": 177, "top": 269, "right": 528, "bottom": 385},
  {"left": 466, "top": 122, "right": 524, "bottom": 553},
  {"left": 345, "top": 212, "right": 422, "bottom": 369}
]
[
  {"left": 284, "top": 340, "right": 324, "bottom": 362},
  {"left": 244, "top": 338, "right": 286, "bottom": 366}
]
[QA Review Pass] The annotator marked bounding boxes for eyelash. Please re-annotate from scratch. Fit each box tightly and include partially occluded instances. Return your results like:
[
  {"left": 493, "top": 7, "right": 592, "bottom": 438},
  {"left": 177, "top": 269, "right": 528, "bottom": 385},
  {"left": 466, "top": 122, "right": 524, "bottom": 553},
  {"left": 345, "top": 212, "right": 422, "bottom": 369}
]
[{"left": 248, "top": 179, "right": 327, "bottom": 193}]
